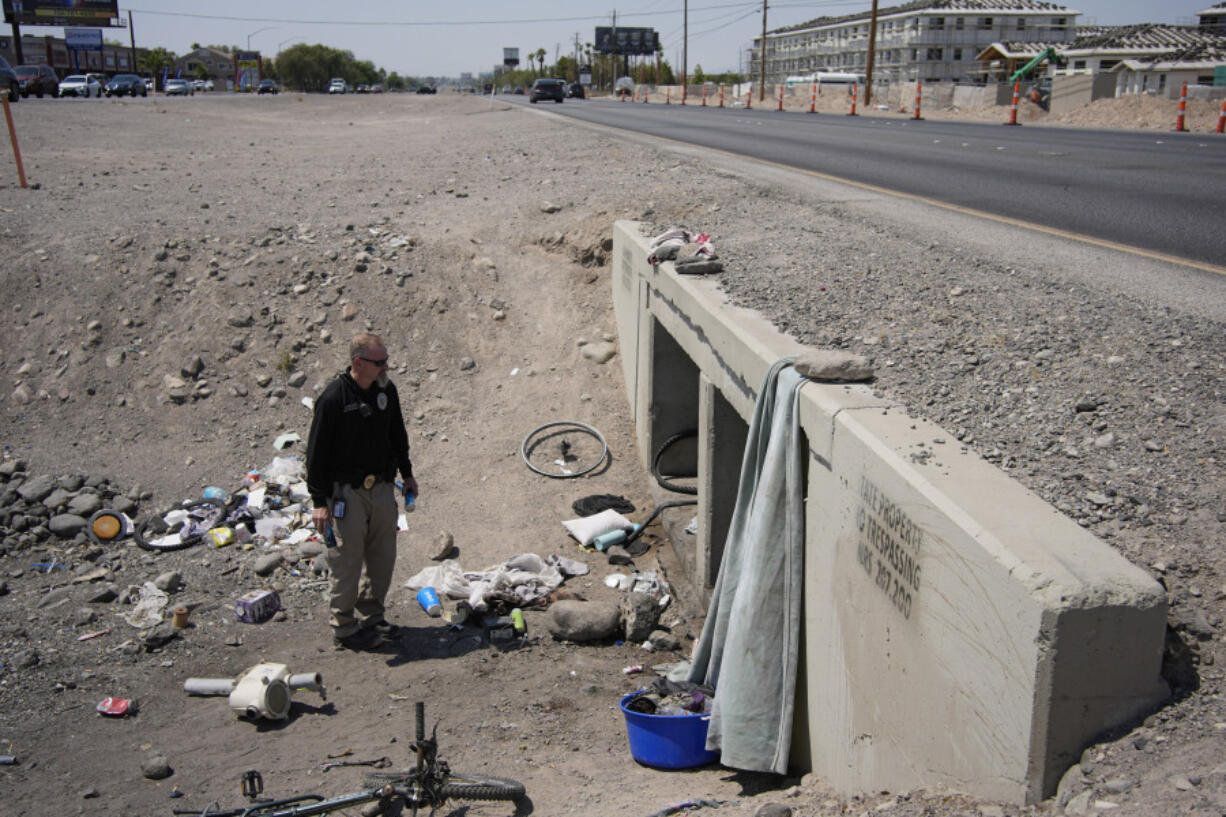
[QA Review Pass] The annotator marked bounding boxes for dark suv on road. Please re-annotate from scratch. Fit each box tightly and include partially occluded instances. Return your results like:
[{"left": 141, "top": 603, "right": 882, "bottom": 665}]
[
  {"left": 529, "top": 78, "right": 565, "bottom": 103},
  {"left": 16, "top": 63, "right": 58, "bottom": 98},
  {"left": 105, "top": 74, "right": 147, "bottom": 97}
]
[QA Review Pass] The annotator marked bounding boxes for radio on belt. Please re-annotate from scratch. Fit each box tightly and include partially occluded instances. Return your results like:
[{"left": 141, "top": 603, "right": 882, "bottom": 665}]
[{"left": 235, "top": 589, "right": 281, "bottom": 623}]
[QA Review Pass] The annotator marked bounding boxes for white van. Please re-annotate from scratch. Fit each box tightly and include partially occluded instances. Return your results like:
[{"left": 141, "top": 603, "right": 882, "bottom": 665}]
[{"left": 328, "top": 78, "right": 348, "bottom": 94}]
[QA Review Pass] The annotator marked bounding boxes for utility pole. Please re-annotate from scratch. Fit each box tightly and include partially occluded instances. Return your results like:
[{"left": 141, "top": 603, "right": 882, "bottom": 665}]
[
  {"left": 864, "top": 0, "right": 879, "bottom": 106},
  {"left": 128, "top": 10, "right": 137, "bottom": 74},
  {"left": 9, "top": 0, "right": 23, "bottom": 66},
  {"left": 682, "top": 0, "right": 687, "bottom": 103},
  {"left": 758, "top": 1, "right": 768, "bottom": 102},
  {"left": 611, "top": 9, "right": 618, "bottom": 88}
]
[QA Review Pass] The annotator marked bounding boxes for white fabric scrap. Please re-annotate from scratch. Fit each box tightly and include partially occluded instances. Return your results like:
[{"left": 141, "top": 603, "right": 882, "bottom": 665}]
[
  {"left": 404, "top": 552, "right": 577, "bottom": 612},
  {"left": 124, "top": 581, "right": 169, "bottom": 628}
]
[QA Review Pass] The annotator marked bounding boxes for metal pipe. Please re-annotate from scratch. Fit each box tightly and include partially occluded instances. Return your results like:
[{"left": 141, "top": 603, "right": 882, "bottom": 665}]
[
  {"left": 288, "top": 672, "right": 325, "bottom": 698},
  {"left": 184, "top": 678, "right": 236, "bottom": 696}
]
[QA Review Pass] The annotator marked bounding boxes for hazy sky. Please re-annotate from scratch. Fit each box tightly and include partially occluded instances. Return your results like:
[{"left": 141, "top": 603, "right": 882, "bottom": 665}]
[{"left": 20, "top": 1, "right": 1212, "bottom": 78}]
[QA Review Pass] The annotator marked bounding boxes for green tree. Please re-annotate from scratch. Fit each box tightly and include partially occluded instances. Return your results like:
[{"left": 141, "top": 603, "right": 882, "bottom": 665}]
[
  {"left": 138, "top": 47, "right": 177, "bottom": 90},
  {"left": 693, "top": 64, "right": 705, "bottom": 85},
  {"left": 386, "top": 72, "right": 405, "bottom": 91}
]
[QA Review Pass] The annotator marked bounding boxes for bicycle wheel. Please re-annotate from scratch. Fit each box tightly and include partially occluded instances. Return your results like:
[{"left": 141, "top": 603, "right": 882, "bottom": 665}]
[
  {"left": 440, "top": 772, "right": 525, "bottom": 801},
  {"left": 362, "top": 770, "right": 524, "bottom": 802}
]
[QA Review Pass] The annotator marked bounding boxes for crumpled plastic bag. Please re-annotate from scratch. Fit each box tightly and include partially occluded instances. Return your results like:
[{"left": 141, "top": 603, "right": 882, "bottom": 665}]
[
  {"left": 405, "top": 553, "right": 586, "bottom": 612},
  {"left": 123, "top": 581, "right": 169, "bottom": 628}
]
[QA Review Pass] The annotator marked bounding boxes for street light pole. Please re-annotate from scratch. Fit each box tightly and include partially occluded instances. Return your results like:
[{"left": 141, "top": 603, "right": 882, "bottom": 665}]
[{"left": 247, "top": 26, "right": 277, "bottom": 51}]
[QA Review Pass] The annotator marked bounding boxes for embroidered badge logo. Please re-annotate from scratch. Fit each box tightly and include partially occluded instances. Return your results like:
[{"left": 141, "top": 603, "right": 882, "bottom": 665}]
[{"left": 377, "top": 392, "right": 388, "bottom": 411}]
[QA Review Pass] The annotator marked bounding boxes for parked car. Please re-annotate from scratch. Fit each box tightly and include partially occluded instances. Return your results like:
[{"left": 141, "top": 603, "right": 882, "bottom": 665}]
[
  {"left": 58, "top": 74, "right": 103, "bottom": 98},
  {"left": 355, "top": 83, "right": 369, "bottom": 94},
  {"left": 512, "top": 87, "right": 525, "bottom": 95},
  {"left": 567, "top": 82, "right": 585, "bottom": 99},
  {"left": 415, "top": 85, "right": 436, "bottom": 94},
  {"left": 328, "top": 78, "right": 348, "bottom": 94},
  {"left": 191, "top": 79, "right": 206, "bottom": 92},
  {"left": 105, "top": 73, "right": 147, "bottom": 97},
  {"left": 144, "top": 77, "right": 154, "bottom": 92},
  {"left": 0, "top": 56, "right": 17, "bottom": 103},
  {"left": 15, "top": 63, "right": 59, "bottom": 98},
  {"left": 164, "top": 78, "right": 194, "bottom": 96},
  {"left": 256, "top": 79, "right": 279, "bottom": 95},
  {"left": 205, "top": 79, "right": 215, "bottom": 91},
  {"left": 529, "top": 78, "right": 565, "bottom": 103},
  {"left": 371, "top": 84, "right": 384, "bottom": 93}
]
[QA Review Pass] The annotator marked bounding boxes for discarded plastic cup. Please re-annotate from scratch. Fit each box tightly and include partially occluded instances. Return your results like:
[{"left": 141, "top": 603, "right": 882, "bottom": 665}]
[
  {"left": 203, "top": 486, "right": 230, "bottom": 502},
  {"left": 416, "top": 587, "right": 442, "bottom": 617},
  {"left": 403, "top": 491, "right": 416, "bottom": 513}
]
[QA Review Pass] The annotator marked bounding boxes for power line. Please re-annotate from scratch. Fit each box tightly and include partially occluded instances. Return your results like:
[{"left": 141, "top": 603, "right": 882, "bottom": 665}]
[{"left": 125, "top": 2, "right": 763, "bottom": 28}]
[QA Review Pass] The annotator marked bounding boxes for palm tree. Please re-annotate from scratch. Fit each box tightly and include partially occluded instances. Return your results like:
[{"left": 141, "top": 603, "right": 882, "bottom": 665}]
[
  {"left": 534, "top": 48, "right": 547, "bottom": 77},
  {"left": 139, "top": 47, "right": 177, "bottom": 91}
]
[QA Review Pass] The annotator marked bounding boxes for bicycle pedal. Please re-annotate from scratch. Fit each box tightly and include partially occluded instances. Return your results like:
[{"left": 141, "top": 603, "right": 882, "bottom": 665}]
[{"left": 241, "top": 769, "right": 264, "bottom": 799}]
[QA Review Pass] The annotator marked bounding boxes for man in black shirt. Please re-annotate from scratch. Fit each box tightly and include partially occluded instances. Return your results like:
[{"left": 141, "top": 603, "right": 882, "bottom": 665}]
[{"left": 306, "top": 332, "right": 418, "bottom": 650}]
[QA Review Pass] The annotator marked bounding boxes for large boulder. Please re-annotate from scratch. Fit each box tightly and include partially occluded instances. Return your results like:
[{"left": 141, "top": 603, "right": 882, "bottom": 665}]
[{"left": 546, "top": 600, "right": 620, "bottom": 642}]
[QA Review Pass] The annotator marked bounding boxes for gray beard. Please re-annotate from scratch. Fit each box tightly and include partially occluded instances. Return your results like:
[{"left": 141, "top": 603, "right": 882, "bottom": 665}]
[{"left": 376, "top": 373, "right": 390, "bottom": 389}]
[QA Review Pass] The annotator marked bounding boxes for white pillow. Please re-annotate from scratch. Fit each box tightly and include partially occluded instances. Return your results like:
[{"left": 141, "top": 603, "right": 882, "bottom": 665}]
[{"left": 562, "top": 508, "right": 634, "bottom": 547}]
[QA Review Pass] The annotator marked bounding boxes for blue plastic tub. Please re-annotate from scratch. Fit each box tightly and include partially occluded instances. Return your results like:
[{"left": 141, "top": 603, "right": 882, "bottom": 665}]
[{"left": 619, "top": 692, "right": 719, "bottom": 769}]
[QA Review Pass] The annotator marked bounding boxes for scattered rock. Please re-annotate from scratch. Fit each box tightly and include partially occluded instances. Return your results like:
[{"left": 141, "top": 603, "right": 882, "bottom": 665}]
[
  {"left": 153, "top": 571, "right": 182, "bottom": 592},
  {"left": 620, "top": 592, "right": 660, "bottom": 642},
  {"left": 580, "top": 341, "right": 616, "bottom": 364},
  {"left": 141, "top": 755, "right": 173, "bottom": 780},
  {"left": 429, "top": 531, "right": 455, "bottom": 561},
  {"left": 253, "top": 552, "right": 283, "bottom": 576},
  {"left": 754, "top": 804, "right": 792, "bottom": 817}
]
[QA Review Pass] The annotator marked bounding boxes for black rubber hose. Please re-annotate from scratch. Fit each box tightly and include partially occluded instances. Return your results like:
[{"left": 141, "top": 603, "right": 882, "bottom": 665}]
[
  {"left": 624, "top": 499, "right": 698, "bottom": 549},
  {"left": 651, "top": 429, "right": 698, "bottom": 495}
]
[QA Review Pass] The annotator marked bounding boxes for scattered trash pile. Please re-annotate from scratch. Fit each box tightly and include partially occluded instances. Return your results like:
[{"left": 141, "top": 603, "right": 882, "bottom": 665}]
[
  {"left": 134, "top": 456, "right": 320, "bottom": 554},
  {"left": 624, "top": 678, "right": 714, "bottom": 717}
]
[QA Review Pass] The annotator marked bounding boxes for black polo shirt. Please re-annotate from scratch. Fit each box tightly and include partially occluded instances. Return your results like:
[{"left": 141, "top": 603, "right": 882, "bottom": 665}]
[{"left": 306, "top": 371, "right": 413, "bottom": 508}]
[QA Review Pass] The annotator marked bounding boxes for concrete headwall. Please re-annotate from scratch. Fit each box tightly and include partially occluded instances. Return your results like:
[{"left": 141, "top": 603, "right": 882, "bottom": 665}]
[{"left": 612, "top": 220, "right": 1168, "bottom": 804}]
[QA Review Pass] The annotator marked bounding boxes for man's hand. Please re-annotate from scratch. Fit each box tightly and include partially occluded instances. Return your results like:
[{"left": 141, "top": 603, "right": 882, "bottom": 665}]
[
  {"left": 312, "top": 505, "right": 332, "bottom": 532},
  {"left": 403, "top": 477, "right": 419, "bottom": 498}
]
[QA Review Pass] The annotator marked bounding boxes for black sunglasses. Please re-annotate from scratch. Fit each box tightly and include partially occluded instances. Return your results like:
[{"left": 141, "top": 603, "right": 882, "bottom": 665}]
[{"left": 360, "top": 356, "right": 388, "bottom": 367}]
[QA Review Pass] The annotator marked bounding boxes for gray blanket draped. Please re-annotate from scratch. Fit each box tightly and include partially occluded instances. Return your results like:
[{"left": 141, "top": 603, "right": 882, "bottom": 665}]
[{"left": 687, "top": 358, "right": 807, "bottom": 774}]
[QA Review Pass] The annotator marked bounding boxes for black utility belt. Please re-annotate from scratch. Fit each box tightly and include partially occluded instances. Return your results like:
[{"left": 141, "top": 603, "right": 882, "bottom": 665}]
[{"left": 343, "top": 474, "right": 390, "bottom": 490}]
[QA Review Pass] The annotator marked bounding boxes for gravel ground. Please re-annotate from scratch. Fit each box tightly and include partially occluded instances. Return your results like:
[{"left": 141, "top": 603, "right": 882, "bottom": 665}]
[{"left": 0, "top": 92, "right": 1222, "bottom": 817}]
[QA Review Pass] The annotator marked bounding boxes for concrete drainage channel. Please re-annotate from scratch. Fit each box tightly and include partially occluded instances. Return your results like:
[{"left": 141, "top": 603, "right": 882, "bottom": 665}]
[{"left": 611, "top": 220, "right": 1168, "bottom": 804}]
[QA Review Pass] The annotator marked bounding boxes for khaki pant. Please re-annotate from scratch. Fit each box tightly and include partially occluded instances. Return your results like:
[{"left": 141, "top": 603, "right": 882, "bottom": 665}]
[{"left": 329, "top": 481, "right": 398, "bottom": 637}]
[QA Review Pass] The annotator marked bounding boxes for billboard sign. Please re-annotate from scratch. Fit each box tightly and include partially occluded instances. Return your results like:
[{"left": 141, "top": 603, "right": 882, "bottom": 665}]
[
  {"left": 503, "top": 47, "right": 519, "bottom": 67},
  {"left": 64, "top": 27, "right": 103, "bottom": 50},
  {"left": 2, "top": 0, "right": 121, "bottom": 27},
  {"left": 594, "top": 27, "right": 658, "bottom": 56}
]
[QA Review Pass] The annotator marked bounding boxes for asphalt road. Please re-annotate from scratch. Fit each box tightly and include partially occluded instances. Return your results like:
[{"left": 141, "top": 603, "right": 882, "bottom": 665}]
[{"left": 509, "top": 96, "right": 1226, "bottom": 269}]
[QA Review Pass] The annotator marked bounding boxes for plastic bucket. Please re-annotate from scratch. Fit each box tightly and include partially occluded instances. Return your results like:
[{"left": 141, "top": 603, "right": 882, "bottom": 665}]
[{"left": 619, "top": 692, "right": 718, "bottom": 769}]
